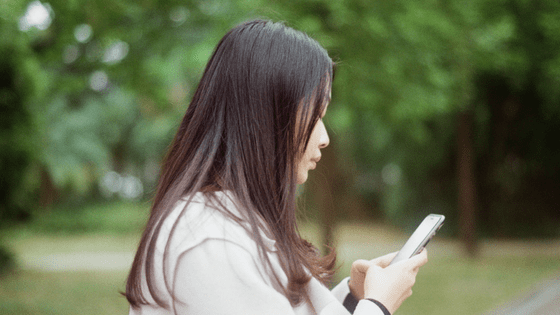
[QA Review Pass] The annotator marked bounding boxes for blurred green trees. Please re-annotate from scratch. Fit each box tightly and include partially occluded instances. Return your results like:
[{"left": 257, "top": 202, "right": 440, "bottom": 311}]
[
  {"left": 293, "top": 0, "right": 560, "bottom": 241},
  {"left": 1, "top": 0, "right": 560, "bottom": 244},
  {"left": 0, "top": 45, "right": 34, "bottom": 224}
]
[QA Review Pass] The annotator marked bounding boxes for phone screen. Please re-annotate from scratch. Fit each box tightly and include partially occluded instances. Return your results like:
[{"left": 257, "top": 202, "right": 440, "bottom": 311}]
[{"left": 389, "top": 214, "right": 445, "bottom": 265}]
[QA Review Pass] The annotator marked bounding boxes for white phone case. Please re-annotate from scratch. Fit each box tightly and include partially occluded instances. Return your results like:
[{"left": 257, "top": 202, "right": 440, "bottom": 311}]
[{"left": 390, "top": 214, "right": 445, "bottom": 265}]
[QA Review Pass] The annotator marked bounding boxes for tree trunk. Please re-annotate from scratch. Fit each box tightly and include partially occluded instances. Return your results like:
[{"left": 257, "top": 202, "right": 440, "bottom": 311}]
[
  {"left": 307, "top": 133, "right": 373, "bottom": 254},
  {"left": 457, "top": 111, "right": 477, "bottom": 257},
  {"left": 39, "top": 166, "right": 57, "bottom": 209}
]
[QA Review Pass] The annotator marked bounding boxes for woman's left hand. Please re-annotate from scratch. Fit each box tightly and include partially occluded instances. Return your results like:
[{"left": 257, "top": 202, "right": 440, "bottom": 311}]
[{"left": 348, "top": 252, "right": 397, "bottom": 299}]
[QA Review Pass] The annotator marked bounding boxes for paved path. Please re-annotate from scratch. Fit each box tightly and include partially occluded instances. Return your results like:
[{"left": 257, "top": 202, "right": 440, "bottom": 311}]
[
  {"left": 18, "top": 251, "right": 135, "bottom": 271},
  {"left": 484, "top": 274, "right": 560, "bottom": 315}
]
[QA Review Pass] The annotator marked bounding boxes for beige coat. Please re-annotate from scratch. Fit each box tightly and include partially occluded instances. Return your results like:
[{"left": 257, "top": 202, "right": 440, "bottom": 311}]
[{"left": 129, "top": 191, "right": 385, "bottom": 315}]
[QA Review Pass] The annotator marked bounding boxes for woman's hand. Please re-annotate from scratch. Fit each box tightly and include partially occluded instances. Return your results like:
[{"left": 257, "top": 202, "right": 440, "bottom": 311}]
[
  {"left": 348, "top": 252, "right": 397, "bottom": 299},
  {"left": 349, "top": 250, "right": 428, "bottom": 314}
]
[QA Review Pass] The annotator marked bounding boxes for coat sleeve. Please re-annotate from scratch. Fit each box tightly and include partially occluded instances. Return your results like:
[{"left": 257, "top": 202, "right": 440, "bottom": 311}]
[
  {"left": 329, "top": 277, "right": 388, "bottom": 315},
  {"left": 331, "top": 277, "right": 352, "bottom": 302}
]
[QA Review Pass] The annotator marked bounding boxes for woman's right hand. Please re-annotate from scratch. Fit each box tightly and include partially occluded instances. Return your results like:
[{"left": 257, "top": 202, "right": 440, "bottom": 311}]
[{"left": 363, "top": 249, "right": 428, "bottom": 314}]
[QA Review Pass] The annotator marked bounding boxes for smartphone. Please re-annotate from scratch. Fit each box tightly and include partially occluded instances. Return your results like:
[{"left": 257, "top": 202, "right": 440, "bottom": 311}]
[{"left": 389, "top": 214, "right": 445, "bottom": 265}]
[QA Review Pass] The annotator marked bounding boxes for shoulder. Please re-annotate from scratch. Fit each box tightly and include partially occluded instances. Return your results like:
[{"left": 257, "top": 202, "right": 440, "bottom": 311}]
[{"left": 159, "top": 191, "right": 275, "bottom": 257}]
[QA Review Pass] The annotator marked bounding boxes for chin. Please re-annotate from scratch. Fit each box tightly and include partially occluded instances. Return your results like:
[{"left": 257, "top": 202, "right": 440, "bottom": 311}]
[{"left": 297, "top": 172, "right": 308, "bottom": 185}]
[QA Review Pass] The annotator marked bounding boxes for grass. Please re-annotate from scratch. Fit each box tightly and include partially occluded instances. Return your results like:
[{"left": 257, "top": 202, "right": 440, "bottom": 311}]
[
  {"left": 13, "top": 199, "right": 150, "bottom": 235},
  {"left": 1, "top": 201, "right": 559, "bottom": 314},
  {"left": 0, "top": 270, "right": 128, "bottom": 315},
  {"left": 343, "top": 255, "right": 560, "bottom": 315},
  {"left": 0, "top": 200, "right": 142, "bottom": 314},
  {"left": 308, "top": 223, "right": 560, "bottom": 314},
  {"left": 431, "top": 256, "right": 558, "bottom": 314},
  {"left": 1, "top": 240, "right": 558, "bottom": 315}
]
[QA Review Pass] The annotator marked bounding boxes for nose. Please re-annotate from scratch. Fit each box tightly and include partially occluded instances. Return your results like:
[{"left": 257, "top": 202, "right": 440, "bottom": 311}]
[{"left": 318, "top": 120, "right": 329, "bottom": 149}]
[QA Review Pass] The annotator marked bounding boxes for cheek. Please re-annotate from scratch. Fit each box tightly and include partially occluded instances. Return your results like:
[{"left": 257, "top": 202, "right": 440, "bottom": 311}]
[
  {"left": 307, "top": 127, "right": 322, "bottom": 151},
  {"left": 301, "top": 138, "right": 315, "bottom": 161},
  {"left": 296, "top": 146, "right": 311, "bottom": 184}
]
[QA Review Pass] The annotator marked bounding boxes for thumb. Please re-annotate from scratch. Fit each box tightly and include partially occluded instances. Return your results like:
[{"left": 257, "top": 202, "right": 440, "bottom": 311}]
[
  {"left": 352, "top": 259, "right": 372, "bottom": 274},
  {"left": 407, "top": 249, "right": 428, "bottom": 269},
  {"left": 372, "top": 252, "right": 398, "bottom": 268}
]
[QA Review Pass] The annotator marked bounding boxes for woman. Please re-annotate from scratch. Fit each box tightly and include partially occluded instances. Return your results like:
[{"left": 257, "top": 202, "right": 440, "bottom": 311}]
[{"left": 125, "top": 19, "right": 427, "bottom": 315}]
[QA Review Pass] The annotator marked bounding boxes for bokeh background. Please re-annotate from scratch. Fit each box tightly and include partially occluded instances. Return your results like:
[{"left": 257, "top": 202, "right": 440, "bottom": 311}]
[{"left": 1, "top": 0, "right": 560, "bottom": 314}]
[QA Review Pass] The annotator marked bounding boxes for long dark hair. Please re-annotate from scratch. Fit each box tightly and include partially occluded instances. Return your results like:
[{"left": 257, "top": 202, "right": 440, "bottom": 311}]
[{"left": 125, "top": 19, "right": 336, "bottom": 309}]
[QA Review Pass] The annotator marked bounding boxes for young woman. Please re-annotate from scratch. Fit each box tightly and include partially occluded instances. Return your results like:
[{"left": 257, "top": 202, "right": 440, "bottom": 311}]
[{"left": 125, "top": 19, "right": 427, "bottom": 315}]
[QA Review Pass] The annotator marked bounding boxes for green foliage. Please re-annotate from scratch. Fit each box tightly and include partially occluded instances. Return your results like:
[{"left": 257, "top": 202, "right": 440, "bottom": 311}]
[
  {"left": 20, "top": 200, "right": 149, "bottom": 235},
  {"left": 292, "top": 0, "right": 560, "bottom": 236},
  {"left": 1, "top": 0, "right": 277, "bottom": 206},
  {"left": 0, "top": 36, "right": 36, "bottom": 224},
  {"left": 0, "top": 246, "right": 16, "bottom": 276},
  {"left": 2, "top": 0, "right": 560, "bottom": 237}
]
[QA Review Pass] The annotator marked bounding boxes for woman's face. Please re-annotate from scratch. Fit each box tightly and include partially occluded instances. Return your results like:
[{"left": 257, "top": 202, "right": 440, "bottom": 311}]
[{"left": 296, "top": 92, "right": 331, "bottom": 185}]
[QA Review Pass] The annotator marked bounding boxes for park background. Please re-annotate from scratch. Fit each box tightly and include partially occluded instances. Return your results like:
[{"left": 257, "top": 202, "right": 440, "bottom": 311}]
[{"left": 1, "top": 0, "right": 560, "bottom": 314}]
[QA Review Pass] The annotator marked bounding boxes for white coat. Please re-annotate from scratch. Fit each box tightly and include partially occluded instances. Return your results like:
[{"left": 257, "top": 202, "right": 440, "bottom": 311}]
[{"left": 129, "top": 191, "right": 385, "bottom": 315}]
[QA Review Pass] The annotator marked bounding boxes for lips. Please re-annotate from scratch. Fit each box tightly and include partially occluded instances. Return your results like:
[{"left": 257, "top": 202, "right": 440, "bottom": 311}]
[
  {"left": 311, "top": 156, "right": 321, "bottom": 163},
  {"left": 310, "top": 156, "right": 321, "bottom": 169}
]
